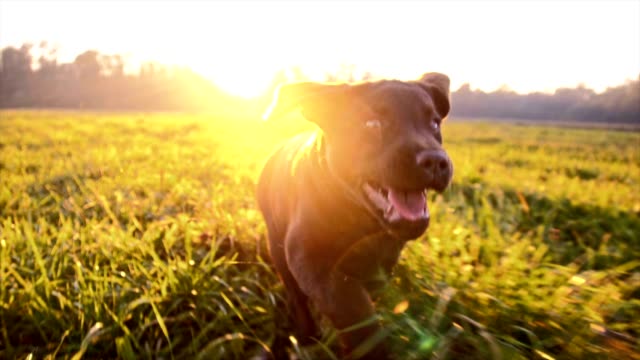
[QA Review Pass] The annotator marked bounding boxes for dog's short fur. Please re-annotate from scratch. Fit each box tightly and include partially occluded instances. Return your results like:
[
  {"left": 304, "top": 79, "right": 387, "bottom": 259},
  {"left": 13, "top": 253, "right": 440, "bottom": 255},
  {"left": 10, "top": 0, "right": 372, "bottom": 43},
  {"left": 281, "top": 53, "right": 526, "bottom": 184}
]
[{"left": 257, "top": 73, "right": 453, "bottom": 358}]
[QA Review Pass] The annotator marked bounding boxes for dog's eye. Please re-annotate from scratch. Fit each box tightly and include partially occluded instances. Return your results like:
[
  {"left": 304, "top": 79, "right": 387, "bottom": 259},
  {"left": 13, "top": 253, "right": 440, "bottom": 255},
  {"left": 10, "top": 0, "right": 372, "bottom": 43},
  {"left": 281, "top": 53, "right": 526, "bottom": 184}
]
[
  {"left": 365, "top": 119, "right": 382, "bottom": 129},
  {"left": 432, "top": 118, "right": 441, "bottom": 131}
]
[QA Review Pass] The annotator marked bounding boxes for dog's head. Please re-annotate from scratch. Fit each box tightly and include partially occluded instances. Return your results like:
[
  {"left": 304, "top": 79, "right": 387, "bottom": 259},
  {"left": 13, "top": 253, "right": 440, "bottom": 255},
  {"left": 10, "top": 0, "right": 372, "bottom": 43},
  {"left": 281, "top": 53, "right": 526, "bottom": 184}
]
[{"left": 264, "top": 73, "right": 453, "bottom": 239}]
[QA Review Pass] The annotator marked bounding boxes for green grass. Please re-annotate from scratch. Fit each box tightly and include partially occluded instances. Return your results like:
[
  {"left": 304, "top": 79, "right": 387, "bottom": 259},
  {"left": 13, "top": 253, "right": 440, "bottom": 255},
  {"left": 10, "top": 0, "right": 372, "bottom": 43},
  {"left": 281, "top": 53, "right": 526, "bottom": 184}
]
[{"left": 1, "top": 110, "right": 639, "bottom": 359}]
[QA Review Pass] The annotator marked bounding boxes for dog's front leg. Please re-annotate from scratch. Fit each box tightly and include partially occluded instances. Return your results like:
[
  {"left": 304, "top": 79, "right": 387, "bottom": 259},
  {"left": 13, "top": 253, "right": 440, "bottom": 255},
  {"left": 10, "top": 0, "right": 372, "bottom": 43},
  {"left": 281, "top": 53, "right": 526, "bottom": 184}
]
[
  {"left": 287, "top": 245, "right": 388, "bottom": 359},
  {"left": 319, "top": 273, "right": 389, "bottom": 359}
]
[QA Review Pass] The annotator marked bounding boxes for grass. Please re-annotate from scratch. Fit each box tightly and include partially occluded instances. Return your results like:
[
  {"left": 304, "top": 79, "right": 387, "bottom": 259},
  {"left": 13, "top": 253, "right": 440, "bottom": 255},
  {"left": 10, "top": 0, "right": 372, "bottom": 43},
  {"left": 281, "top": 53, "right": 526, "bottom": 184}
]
[{"left": 1, "top": 110, "right": 639, "bottom": 359}]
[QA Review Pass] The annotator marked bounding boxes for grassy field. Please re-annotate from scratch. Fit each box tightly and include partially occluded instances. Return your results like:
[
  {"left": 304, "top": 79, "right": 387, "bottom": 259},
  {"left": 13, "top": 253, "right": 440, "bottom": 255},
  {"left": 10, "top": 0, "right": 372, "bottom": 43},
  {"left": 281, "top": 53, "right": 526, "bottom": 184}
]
[{"left": 1, "top": 110, "right": 639, "bottom": 359}]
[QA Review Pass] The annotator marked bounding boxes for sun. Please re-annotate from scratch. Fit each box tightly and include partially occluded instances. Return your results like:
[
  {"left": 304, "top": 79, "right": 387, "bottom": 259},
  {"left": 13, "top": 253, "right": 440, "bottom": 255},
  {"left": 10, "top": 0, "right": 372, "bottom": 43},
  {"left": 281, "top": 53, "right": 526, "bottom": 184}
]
[
  {"left": 185, "top": 43, "right": 292, "bottom": 99},
  {"left": 198, "top": 66, "right": 278, "bottom": 99}
]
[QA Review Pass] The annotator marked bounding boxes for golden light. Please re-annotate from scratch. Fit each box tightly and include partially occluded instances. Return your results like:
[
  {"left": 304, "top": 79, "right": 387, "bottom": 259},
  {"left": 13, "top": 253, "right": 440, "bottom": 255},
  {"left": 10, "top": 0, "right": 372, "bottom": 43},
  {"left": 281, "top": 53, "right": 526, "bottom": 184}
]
[
  {"left": 0, "top": 1, "right": 638, "bottom": 97},
  {"left": 195, "top": 64, "right": 278, "bottom": 99}
]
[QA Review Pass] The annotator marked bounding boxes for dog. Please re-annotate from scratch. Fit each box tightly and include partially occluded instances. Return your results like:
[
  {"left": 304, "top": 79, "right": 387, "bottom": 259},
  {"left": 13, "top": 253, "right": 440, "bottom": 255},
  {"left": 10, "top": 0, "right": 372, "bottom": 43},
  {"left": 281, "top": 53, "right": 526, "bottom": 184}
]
[{"left": 257, "top": 73, "right": 453, "bottom": 359}]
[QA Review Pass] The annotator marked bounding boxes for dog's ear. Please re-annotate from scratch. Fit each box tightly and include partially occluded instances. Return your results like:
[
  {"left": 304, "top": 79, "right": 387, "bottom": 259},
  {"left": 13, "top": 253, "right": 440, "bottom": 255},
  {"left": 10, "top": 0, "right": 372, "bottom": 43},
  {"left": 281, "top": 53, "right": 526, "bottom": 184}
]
[
  {"left": 262, "top": 82, "right": 352, "bottom": 126},
  {"left": 418, "top": 73, "right": 451, "bottom": 119}
]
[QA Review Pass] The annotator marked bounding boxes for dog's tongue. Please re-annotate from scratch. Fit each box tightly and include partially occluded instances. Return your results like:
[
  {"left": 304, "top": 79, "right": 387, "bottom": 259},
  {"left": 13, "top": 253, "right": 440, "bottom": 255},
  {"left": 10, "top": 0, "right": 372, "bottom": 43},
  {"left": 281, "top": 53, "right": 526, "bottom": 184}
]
[{"left": 388, "top": 189, "right": 426, "bottom": 221}]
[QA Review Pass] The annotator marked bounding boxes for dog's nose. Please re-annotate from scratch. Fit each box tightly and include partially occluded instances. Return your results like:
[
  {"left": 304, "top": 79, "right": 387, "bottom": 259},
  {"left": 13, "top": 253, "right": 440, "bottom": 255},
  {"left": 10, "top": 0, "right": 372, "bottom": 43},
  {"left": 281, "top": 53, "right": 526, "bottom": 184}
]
[
  {"left": 417, "top": 149, "right": 452, "bottom": 190},
  {"left": 418, "top": 149, "right": 449, "bottom": 173}
]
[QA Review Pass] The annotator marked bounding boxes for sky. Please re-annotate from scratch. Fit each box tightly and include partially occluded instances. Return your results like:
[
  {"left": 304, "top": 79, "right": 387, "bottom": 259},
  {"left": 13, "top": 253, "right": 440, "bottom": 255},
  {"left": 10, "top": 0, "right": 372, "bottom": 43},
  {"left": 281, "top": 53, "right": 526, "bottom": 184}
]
[{"left": 1, "top": 0, "right": 639, "bottom": 97}]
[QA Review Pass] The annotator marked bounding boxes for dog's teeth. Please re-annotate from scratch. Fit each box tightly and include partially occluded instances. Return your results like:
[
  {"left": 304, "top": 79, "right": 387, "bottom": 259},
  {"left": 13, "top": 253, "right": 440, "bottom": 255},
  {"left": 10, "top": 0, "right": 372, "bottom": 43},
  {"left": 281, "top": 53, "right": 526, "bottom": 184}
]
[
  {"left": 363, "top": 182, "right": 391, "bottom": 211},
  {"left": 385, "top": 204, "right": 394, "bottom": 216}
]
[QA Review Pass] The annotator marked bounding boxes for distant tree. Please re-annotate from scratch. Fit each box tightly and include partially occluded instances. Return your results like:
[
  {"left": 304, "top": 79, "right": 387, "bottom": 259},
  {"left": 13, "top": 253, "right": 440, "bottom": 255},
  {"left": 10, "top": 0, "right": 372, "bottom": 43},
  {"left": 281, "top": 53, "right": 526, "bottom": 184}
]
[
  {"left": 0, "top": 44, "right": 34, "bottom": 106},
  {"left": 99, "top": 54, "right": 124, "bottom": 78},
  {"left": 74, "top": 50, "right": 101, "bottom": 79},
  {"left": 361, "top": 71, "right": 375, "bottom": 81}
]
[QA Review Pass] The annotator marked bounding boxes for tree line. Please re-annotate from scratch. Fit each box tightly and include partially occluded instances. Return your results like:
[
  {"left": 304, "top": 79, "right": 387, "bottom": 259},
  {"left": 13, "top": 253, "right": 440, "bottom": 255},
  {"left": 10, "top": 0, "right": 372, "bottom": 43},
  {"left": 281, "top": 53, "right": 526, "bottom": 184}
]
[
  {"left": 1, "top": 43, "right": 638, "bottom": 123},
  {"left": 452, "top": 81, "right": 639, "bottom": 124},
  {"left": 0, "top": 43, "right": 250, "bottom": 114}
]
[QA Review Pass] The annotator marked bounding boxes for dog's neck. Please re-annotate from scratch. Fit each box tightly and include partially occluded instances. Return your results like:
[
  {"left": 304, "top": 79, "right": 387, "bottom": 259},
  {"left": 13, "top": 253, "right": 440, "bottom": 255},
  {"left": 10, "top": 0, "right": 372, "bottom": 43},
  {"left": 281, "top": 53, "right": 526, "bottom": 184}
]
[{"left": 299, "top": 132, "right": 382, "bottom": 238}]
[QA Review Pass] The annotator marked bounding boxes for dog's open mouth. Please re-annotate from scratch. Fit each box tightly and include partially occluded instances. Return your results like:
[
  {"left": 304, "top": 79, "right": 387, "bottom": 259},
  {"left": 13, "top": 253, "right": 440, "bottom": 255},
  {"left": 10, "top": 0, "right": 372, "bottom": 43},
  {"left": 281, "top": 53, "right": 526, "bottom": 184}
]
[{"left": 362, "top": 182, "right": 429, "bottom": 224}]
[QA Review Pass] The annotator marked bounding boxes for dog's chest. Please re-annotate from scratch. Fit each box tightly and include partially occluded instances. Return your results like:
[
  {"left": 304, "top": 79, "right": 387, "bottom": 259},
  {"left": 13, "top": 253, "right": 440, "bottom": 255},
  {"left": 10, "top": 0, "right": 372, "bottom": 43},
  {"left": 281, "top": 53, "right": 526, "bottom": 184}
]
[{"left": 337, "top": 232, "right": 406, "bottom": 290}]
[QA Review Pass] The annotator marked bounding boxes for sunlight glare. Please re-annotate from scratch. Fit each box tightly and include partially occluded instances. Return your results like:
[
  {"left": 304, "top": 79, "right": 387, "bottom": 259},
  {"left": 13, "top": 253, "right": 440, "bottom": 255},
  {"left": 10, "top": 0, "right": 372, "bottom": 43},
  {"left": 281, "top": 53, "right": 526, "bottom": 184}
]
[
  {"left": 198, "top": 65, "right": 277, "bottom": 98},
  {"left": 0, "top": 0, "right": 638, "bottom": 96}
]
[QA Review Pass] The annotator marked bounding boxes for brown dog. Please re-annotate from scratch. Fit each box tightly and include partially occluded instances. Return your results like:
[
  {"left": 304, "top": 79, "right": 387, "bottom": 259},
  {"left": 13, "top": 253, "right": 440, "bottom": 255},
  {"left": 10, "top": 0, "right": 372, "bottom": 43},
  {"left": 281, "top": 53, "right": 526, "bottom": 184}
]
[{"left": 257, "top": 73, "right": 453, "bottom": 359}]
